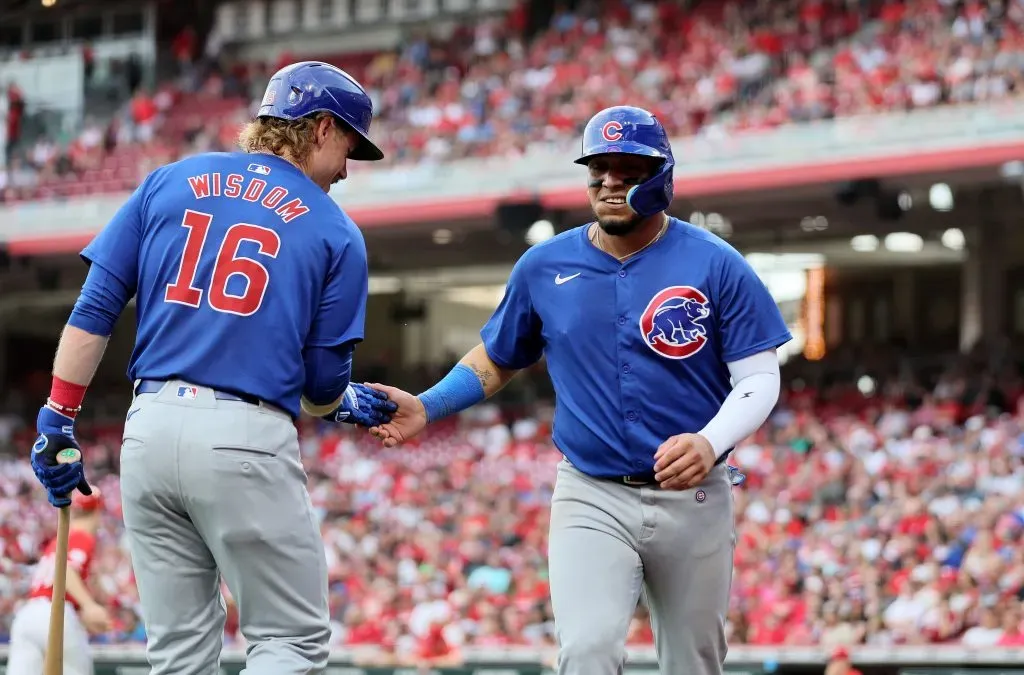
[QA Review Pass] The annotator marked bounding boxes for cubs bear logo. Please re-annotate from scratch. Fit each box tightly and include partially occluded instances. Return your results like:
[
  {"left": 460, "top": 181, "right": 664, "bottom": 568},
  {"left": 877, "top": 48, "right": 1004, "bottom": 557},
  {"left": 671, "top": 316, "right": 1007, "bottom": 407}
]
[{"left": 639, "top": 286, "right": 711, "bottom": 359}]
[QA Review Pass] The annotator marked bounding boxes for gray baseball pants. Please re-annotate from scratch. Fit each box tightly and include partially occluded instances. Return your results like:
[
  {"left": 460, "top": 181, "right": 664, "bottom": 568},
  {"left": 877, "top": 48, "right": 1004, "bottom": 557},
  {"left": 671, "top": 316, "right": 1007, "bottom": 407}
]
[
  {"left": 548, "top": 460, "right": 735, "bottom": 675},
  {"left": 119, "top": 380, "right": 330, "bottom": 674}
]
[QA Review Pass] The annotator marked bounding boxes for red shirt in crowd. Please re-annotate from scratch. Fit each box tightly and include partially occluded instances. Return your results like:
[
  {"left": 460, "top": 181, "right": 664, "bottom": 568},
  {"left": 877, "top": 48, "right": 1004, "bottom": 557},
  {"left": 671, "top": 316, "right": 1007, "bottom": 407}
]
[{"left": 27, "top": 528, "right": 96, "bottom": 611}]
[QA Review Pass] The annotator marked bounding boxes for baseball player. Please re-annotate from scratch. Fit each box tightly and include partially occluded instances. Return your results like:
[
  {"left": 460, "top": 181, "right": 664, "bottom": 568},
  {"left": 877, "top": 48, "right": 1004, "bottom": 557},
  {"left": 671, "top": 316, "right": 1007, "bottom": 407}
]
[
  {"left": 365, "top": 106, "right": 791, "bottom": 674},
  {"left": 29, "top": 61, "right": 398, "bottom": 674},
  {"left": 7, "top": 490, "right": 112, "bottom": 675}
]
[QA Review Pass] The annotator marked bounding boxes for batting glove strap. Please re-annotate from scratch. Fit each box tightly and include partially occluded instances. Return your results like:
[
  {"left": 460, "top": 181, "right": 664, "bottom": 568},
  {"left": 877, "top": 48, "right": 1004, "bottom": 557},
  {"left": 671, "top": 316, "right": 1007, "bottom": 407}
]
[
  {"left": 323, "top": 384, "right": 397, "bottom": 427},
  {"left": 31, "top": 405, "right": 92, "bottom": 508},
  {"left": 37, "top": 404, "right": 76, "bottom": 439},
  {"left": 727, "top": 465, "right": 746, "bottom": 487}
]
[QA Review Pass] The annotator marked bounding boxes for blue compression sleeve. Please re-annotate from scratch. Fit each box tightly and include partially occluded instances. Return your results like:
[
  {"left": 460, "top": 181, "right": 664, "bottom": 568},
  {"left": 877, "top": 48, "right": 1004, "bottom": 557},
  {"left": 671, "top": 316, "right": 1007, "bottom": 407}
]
[
  {"left": 67, "top": 263, "right": 132, "bottom": 337},
  {"left": 302, "top": 343, "right": 354, "bottom": 406},
  {"left": 417, "top": 364, "right": 486, "bottom": 423}
]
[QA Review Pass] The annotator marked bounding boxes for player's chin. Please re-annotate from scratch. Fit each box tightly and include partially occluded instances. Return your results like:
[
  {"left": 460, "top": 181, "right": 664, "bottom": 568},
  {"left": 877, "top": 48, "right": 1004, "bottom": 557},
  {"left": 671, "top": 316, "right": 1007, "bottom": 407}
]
[{"left": 596, "top": 213, "right": 641, "bottom": 236}]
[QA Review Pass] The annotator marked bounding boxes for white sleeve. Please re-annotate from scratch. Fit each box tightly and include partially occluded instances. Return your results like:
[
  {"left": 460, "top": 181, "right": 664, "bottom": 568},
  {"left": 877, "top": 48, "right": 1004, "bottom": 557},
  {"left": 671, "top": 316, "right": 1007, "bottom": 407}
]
[{"left": 698, "top": 348, "right": 781, "bottom": 458}]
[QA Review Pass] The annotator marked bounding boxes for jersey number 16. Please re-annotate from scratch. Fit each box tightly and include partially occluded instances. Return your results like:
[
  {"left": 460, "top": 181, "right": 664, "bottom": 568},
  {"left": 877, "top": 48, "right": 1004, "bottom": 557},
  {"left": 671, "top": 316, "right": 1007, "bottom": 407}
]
[{"left": 165, "top": 209, "right": 281, "bottom": 316}]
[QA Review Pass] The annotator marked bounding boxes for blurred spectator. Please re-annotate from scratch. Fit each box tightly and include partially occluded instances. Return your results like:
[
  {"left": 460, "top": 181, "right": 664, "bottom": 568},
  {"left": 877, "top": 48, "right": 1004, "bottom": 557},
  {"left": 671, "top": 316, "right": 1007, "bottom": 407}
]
[
  {"left": 129, "top": 90, "right": 158, "bottom": 144},
  {"left": 825, "top": 646, "right": 863, "bottom": 675},
  {"left": 4, "top": 82, "right": 24, "bottom": 165},
  {"left": 171, "top": 27, "right": 197, "bottom": 79}
]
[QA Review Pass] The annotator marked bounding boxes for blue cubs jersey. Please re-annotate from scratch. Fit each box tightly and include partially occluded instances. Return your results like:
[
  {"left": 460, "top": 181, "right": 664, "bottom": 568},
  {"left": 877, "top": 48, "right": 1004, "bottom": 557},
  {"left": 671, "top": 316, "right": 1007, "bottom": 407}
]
[
  {"left": 481, "top": 218, "right": 792, "bottom": 478},
  {"left": 81, "top": 152, "right": 368, "bottom": 418}
]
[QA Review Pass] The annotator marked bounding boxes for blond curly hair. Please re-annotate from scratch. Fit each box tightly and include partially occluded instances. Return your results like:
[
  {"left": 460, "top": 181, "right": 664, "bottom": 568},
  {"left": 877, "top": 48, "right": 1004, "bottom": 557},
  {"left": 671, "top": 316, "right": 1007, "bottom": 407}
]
[{"left": 237, "top": 112, "right": 333, "bottom": 162}]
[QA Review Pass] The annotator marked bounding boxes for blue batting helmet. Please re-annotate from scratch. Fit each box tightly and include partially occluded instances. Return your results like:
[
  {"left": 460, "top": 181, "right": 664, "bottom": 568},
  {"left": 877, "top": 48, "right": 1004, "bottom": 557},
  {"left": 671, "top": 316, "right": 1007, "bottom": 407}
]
[
  {"left": 575, "top": 106, "right": 674, "bottom": 218},
  {"left": 258, "top": 61, "right": 384, "bottom": 161}
]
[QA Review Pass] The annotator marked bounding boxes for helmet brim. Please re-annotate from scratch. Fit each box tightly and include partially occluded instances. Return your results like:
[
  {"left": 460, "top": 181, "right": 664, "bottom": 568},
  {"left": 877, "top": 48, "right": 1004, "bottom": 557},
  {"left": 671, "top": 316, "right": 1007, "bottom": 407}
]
[
  {"left": 349, "top": 132, "right": 384, "bottom": 161},
  {"left": 574, "top": 141, "right": 669, "bottom": 165}
]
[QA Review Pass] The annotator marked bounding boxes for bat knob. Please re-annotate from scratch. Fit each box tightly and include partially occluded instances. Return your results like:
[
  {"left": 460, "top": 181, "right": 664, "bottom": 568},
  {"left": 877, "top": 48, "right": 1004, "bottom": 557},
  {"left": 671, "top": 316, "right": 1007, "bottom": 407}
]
[{"left": 56, "top": 448, "right": 81, "bottom": 465}]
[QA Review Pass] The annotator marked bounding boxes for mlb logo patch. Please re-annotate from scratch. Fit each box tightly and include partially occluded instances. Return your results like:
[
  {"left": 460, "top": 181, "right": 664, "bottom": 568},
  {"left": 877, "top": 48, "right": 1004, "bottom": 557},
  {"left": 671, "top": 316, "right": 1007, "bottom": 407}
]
[
  {"left": 176, "top": 386, "right": 199, "bottom": 400},
  {"left": 261, "top": 88, "right": 276, "bottom": 107},
  {"left": 247, "top": 163, "right": 271, "bottom": 175}
]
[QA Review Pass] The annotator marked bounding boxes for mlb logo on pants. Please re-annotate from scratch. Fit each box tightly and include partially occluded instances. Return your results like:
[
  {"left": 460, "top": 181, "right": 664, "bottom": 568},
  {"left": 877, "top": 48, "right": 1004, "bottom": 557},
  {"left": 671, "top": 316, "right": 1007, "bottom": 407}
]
[{"left": 177, "top": 386, "right": 199, "bottom": 400}]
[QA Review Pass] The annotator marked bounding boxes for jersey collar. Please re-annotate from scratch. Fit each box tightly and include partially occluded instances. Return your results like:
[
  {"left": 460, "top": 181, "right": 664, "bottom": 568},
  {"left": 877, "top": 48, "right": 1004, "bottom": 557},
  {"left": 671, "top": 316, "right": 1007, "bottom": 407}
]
[{"left": 580, "top": 216, "right": 676, "bottom": 266}]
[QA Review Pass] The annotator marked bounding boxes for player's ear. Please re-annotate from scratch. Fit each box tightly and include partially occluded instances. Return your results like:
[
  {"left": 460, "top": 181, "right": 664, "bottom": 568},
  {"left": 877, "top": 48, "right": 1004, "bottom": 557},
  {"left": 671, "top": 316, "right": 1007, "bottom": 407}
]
[{"left": 315, "top": 115, "right": 332, "bottom": 146}]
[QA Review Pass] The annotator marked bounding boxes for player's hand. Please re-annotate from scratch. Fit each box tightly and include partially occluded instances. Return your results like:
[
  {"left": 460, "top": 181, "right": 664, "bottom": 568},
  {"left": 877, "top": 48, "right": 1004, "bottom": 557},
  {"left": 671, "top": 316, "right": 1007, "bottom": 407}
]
[
  {"left": 30, "top": 405, "right": 93, "bottom": 508},
  {"left": 363, "top": 383, "right": 427, "bottom": 448},
  {"left": 80, "top": 602, "right": 113, "bottom": 635},
  {"left": 653, "top": 433, "right": 716, "bottom": 491},
  {"left": 321, "top": 384, "right": 398, "bottom": 427}
]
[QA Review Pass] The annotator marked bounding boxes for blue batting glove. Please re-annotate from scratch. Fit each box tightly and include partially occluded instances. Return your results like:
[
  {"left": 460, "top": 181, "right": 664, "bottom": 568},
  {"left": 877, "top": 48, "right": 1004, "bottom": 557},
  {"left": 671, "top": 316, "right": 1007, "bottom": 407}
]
[
  {"left": 30, "top": 406, "right": 93, "bottom": 508},
  {"left": 322, "top": 384, "right": 398, "bottom": 427},
  {"left": 727, "top": 465, "right": 746, "bottom": 487}
]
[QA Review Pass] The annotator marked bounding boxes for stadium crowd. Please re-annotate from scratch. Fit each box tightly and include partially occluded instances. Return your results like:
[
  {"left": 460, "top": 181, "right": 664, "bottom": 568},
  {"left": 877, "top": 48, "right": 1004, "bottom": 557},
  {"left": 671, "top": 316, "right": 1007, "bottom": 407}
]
[
  {"left": 4, "top": 0, "right": 1024, "bottom": 201},
  {"left": 1, "top": 350, "right": 1024, "bottom": 662}
]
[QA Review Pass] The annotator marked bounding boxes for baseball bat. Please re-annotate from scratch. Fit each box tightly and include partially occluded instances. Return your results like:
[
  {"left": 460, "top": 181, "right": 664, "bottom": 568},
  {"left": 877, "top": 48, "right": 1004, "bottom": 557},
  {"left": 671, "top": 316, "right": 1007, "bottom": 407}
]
[{"left": 43, "top": 447, "right": 82, "bottom": 675}]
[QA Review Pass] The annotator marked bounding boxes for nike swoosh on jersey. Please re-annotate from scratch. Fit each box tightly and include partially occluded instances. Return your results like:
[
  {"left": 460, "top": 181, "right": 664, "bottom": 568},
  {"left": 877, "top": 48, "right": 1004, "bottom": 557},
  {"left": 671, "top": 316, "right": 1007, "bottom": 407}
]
[{"left": 555, "top": 273, "right": 581, "bottom": 285}]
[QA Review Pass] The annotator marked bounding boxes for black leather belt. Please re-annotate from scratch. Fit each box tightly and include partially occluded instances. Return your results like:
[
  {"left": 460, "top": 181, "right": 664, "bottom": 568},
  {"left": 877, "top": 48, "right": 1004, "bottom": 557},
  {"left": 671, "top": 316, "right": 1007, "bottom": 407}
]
[
  {"left": 603, "top": 461, "right": 745, "bottom": 489},
  {"left": 606, "top": 473, "right": 659, "bottom": 487},
  {"left": 134, "top": 380, "right": 285, "bottom": 415}
]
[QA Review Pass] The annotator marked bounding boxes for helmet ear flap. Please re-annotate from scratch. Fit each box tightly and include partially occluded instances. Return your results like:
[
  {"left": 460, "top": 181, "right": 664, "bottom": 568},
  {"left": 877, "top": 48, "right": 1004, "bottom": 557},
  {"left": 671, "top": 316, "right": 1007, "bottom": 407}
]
[{"left": 626, "top": 158, "right": 674, "bottom": 218}]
